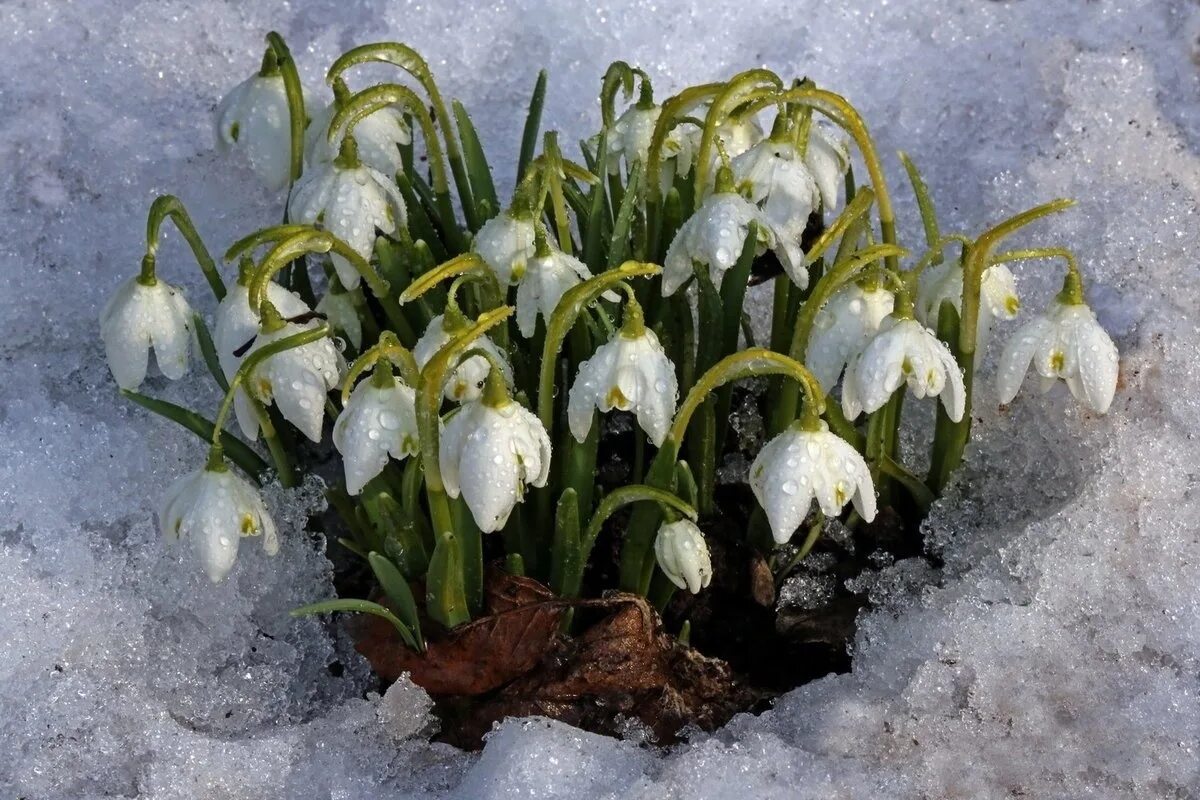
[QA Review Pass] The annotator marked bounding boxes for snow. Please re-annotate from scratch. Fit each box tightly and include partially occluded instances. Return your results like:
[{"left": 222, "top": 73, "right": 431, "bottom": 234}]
[{"left": 2, "top": 0, "right": 1199, "bottom": 797}]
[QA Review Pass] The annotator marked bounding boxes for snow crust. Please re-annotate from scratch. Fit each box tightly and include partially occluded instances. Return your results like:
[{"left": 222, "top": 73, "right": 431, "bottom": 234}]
[{"left": 2, "top": 1, "right": 1198, "bottom": 796}]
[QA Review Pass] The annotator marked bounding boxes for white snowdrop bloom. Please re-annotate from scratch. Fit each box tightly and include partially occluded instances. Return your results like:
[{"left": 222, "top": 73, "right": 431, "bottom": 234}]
[
  {"left": 750, "top": 421, "right": 876, "bottom": 544},
  {"left": 214, "top": 73, "right": 293, "bottom": 191},
  {"left": 568, "top": 325, "right": 677, "bottom": 447},
  {"left": 287, "top": 156, "right": 406, "bottom": 290},
  {"left": 730, "top": 138, "right": 820, "bottom": 245},
  {"left": 841, "top": 317, "right": 965, "bottom": 422},
  {"left": 996, "top": 300, "right": 1119, "bottom": 414},
  {"left": 413, "top": 314, "right": 512, "bottom": 403},
  {"left": 316, "top": 289, "right": 363, "bottom": 350},
  {"left": 473, "top": 212, "right": 538, "bottom": 284},
  {"left": 803, "top": 125, "right": 849, "bottom": 212},
  {"left": 663, "top": 190, "right": 805, "bottom": 295},
  {"left": 654, "top": 519, "right": 713, "bottom": 594},
  {"left": 684, "top": 114, "right": 765, "bottom": 172},
  {"left": 515, "top": 249, "right": 593, "bottom": 338},
  {"left": 333, "top": 379, "right": 419, "bottom": 495},
  {"left": 159, "top": 466, "right": 278, "bottom": 583},
  {"left": 606, "top": 103, "right": 694, "bottom": 193},
  {"left": 916, "top": 260, "right": 1020, "bottom": 349},
  {"left": 244, "top": 320, "right": 344, "bottom": 443},
  {"left": 304, "top": 101, "right": 410, "bottom": 177},
  {"left": 214, "top": 282, "right": 310, "bottom": 441},
  {"left": 100, "top": 276, "right": 194, "bottom": 391},
  {"left": 805, "top": 281, "right": 895, "bottom": 395},
  {"left": 439, "top": 398, "right": 552, "bottom": 533}
]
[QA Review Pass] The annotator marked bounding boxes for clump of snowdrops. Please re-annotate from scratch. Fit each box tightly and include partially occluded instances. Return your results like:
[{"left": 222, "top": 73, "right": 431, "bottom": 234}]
[{"left": 102, "top": 33, "right": 1119, "bottom": 650}]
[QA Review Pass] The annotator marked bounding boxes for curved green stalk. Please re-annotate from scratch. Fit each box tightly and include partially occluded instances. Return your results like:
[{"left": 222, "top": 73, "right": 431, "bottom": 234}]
[
  {"left": 692, "top": 69, "right": 782, "bottom": 208},
  {"left": 224, "top": 224, "right": 315, "bottom": 263},
  {"left": 264, "top": 32, "right": 305, "bottom": 186},
  {"left": 143, "top": 195, "right": 224, "bottom": 299},
  {"left": 340, "top": 331, "right": 420, "bottom": 406}
]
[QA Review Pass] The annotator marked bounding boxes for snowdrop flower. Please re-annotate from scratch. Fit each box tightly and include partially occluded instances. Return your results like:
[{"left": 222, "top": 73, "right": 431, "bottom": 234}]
[
  {"left": 606, "top": 101, "right": 694, "bottom": 193},
  {"left": 316, "top": 286, "right": 363, "bottom": 350},
  {"left": 654, "top": 520, "right": 713, "bottom": 594},
  {"left": 287, "top": 137, "right": 407, "bottom": 290},
  {"left": 214, "top": 71, "right": 293, "bottom": 191},
  {"left": 100, "top": 275, "right": 194, "bottom": 391},
  {"left": 304, "top": 93, "right": 410, "bottom": 177},
  {"left": 750, "top": 421, "right": 876, "bottom": 544},
  {"left": 568, "top": 299, "right": 677, "bottom": 447},
  {"left": 803, "top": 124, "right": 849, "bottom": 212},
  {"left": 515, "top": 232, "right": 594, "bottom": 338},
  {"left": 439, "top": 377, "right": 552, "bottom": 533},
  {"left": 917, "top": 260, "right": 1019, "bottom": 349},
  {"left": 473, "top": 211, "right": 538, "bottom": 285},
  {"left": 159, "top": 465, "right": 278, "bottom": 583},
  {"left": 413, "top": 313, "right": 512, "bottom": 403},
  {"left": 244, "top": 319, "right": 344, "bottom": 442},
  {"left": 663, "top": 171, "right": 805, "bottom": 295},
  {"left": 214, "top": 276, "right": 310, "bottom": 441},
  {"left": 731, "top": 138, "right": 819, "bottom": 246},
  {"left": 996, "top": 298, "right": 1118, "bottom": 414},
  {"left": 841, "top": 317, "right": 965, "bottom": 422},
  {"left": 805, "top": 280, "right": 895, "bottom": 395},
  {"left": 684, "top": 113, "right": 765, "bottom": 174},
  {"left": 333, "top": 373, "right": 419, "bottom": 495}
]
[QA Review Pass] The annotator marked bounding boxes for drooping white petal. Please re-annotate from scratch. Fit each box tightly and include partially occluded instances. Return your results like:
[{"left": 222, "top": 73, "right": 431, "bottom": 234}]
[
  {"left": 246, "top": 320, "right": 343, "bottom": 442},
  {"left": 413, "top": 315, "right": 512, "bottom": 403},
  {"left": 316, "top": 289, "right": 363, "bottom": 350},
  {"left": 515, "top": 250, "right": 592, "bottom": 338},
  {"left": 804, "top": 125, "right": 849, "bottom": 212},
  {"left": 842, "top": 317, "right": 963, "bottom": 422},
  {"left": 917, "top": 262, "right": 1020, "bottom": 350},
  {"left": 304, "top": 101, "right": 411, "bottom": 176},
  {"left": 568, "top": 329, "right": 677, "bottom": 446},
  {"left": 214, "top": 74, "right": 294, "bottom": 191},
  {"left": 804, "top": 282, "right": 895, "bottom": 395},
  {"left": 99, "top": 277, "right": 195, "bottom": 390},
  {"left": 333, "top": 380, "right": 420, "bottom": 495},
  {"left": 473, "top": 213, "right": 538, "bottom": 285},
  {"left": 654, "top": 520, "right": 713, "bottom": 594}
]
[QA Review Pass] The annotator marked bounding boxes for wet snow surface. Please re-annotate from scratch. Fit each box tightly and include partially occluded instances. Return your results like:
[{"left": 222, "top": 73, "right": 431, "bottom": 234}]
[{"left": 2, "top": 1, "right": 1199, "bottom": 797}]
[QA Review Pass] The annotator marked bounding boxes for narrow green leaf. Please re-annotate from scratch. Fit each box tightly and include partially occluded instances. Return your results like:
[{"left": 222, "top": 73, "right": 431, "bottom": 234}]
[
  {"left": 453, "top": 100, "right": 499, "bottom": 227},
  {"left": 290, "top": 598, "right": 418, "bottom": 651},
  {"left": 517, "top": 70, "right": 548, "bottom": 184},
  {"left": 582, "top": 131, "right": 611, "bottom": 273},
  {"left": 899, "top": 151, "right": 941, "bottom": 255},
  {"left": 193, "top": 314, "right": 229, "bottom": 392},
  {"left": 368, "top": 551, "right": 425, "bottom": 651},
  {"left": 395, "top": 172, "right": 449, "bottom": 262},
  {"left": 550, "top": 488, "right": 581, "bottom": 596},
  {"left": 605, "top": 161, "right": 643, "bottom": 270},
  {"left": 879, "top": 455, "right": 935, "bottom": 515},
  {"left": 120, "top": 390, "right": 268, "bottom": 481},
  {"left": 426, "top": 531, "right": 470, "bottom": 629}
]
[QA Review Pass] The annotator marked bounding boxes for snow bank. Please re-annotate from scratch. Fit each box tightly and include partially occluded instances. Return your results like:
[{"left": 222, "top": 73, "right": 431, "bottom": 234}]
[{"left": 1, "top": 1, "right": 1197, "bottom": 797}]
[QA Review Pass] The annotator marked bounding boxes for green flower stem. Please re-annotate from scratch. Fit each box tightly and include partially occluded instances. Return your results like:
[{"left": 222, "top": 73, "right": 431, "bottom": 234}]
[
  {"left": 205, "top": 322, "right": 330, "bottom": 484},
  {"left": 327, "top": 43, "right": 477, "bottom": 231},
  {"left": 425, "top": 530, "right": 470, "bottom": 628},
  {"left": 692, "top": 69, "right": 782, "bottom": 209},
  {"left": 989, "top": 247, "right": 1085, "bottom": 304},
  {"left": 415, "top": 306, "right": 513, "bottom": 541},
  {"left": 328, "top": 82, "right": 464, "bottom": 250},
  {"left": 142, "top": 195, "right": 224, "bottom": 299},
  {"left": 542, "top": 131, "right": 574, "bottom": 251},
  {"left": 930, "top": 198, "right": 1076, "bottom": 489},
  {"left": 645, "top": 82, "right": 723, "bottom": 252},
  {"left": 398, "top": 252, "right": 503, "bottom": 311},
  {"left": 537, "top": 261, "right": 661, "bottom": 432},
  {"left": 339, "top": 331, "right": 420, "bottom": 406},
  {"left": 742, "top": 87, "right": 900, "bottom": 273},
  {"left": 599, "top": 60, "right": 646, "bottom": 128},
  {"left": 802, "top": 186, "right": 875, "bottom": 268},
  {"left": 264, "top": 32, "right": 305, "bottom": 187},
  {"left": 223, "top": 224, "right": 315, "bottom": 264}
]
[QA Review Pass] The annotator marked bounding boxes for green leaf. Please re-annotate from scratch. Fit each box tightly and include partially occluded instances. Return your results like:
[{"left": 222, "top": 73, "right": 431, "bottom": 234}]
[
  {"left": 605, "top": 161, "right": 642, "bottom": 270},
  {"left": 426, "top": 531, "right": 470, "bottom": 629},
  {"left": 367, "top": 551, "right": 425, "bottom": 651},
  {"left": 290, "top": 598, "right": 419, "bottom": 651},
  {"left": 192, "top": 314, "right": 229, "bottom": 392},
  {"left": 395, "top": 172, "right": 450, "bottom": 262},
  {"left": 550, "top": 488, "right": 581, "bottom": 596},
  {"left": 120, "top": 390, "right": 268, "bottom": 481},
  {"left": 899, "top": 151, "right": 941, "bottom": 255},
  {"left": 517, "top": 70, "right": 548, "bottom": 184},
  {"left": 582, "top": 131, "right": 611, "bottom": 273},
  {"left": 453, "top": 100, "right": 499, "bottom": 227}
]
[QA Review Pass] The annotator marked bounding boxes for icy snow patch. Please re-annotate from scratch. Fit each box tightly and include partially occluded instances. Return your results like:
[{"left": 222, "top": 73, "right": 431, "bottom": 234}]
[{"left": 1, "top": 0, "right": 1199, "bottom": 797}]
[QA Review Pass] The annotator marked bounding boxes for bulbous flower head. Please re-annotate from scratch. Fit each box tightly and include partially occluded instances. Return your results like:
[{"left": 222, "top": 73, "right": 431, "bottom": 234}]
[
  {"left": 413, "top": 314, "right": 513, "bottom": 403},
  {"left": 473, "top": 212, "right": 538, "bottom": 285},
  {"left": 515, "top": 249, "right": 593, "bottom": 338},
  {"left": 654, "top": 520, "right": 713, "bottom": 594},
  {"left": 100, "top": 276, "right": 194, "bottom": 391},
  {"left": 731, "top": 139, "right": 819, "bottom": 244},
  {"left": 804, "top": 124, "right": 850, "bottom": 212},
  {"left": 305, "top": 102, "right": 411, "bottom": 177},
  {"left": 159, "top": 466, "right": 278, "bottom": 583},
  {"left": 245, "top": 320, "right": 344, "bottom": 443},
  {"left": 917, "top": 261, "right": 1020, "bottom": 350},
  {"left": 568, "top": 326, "right": 677, "bottom": 447},
  {"left": 214, "top": 282, "right": 311, "bottom": 441},
  {"left": 333, "top": 378, "right": 419, "bottom": 495},
  {"left": 684, "top": 114, "right": 765, "bottom": 176},
  {"left": 214, "top": 73, "right": 293, "bottom": 191},
  {"left": 750, "top": 422, "right": 876, "bottom": 544},
  {"left": 841, "top": 317, "right": 965, "bottom": 422},
  {"left": 996, "top": 299, "right": 1118, "bottom": 414},
  {"left": 804, "top": 280, "right": 895, "bottom": 396},
  {"left": 606, "top": 103, "right": 694, "bottom": 193},
  {"left": 439, "top": 399, "right": 552, "bottom": 533},
  {"left": 663, "top": 191, "right": 805, "bottom": 296},
  {"left": 287, "top": 157, "right": 407, "bottom": 290}
]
